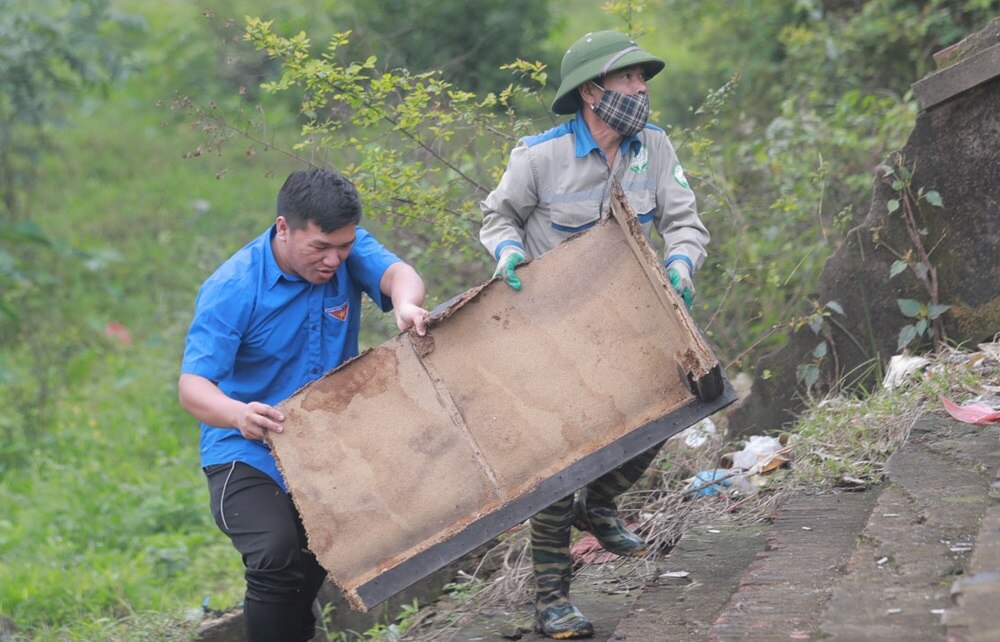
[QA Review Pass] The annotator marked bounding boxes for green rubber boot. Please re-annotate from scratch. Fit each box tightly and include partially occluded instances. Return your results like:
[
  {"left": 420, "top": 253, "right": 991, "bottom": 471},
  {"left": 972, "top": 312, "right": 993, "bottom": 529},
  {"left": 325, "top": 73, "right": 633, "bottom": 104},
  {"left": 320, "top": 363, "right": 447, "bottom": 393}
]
[
  {"left": 572, "top": 487, "right": 647, "bottom": 557},
  {"left": 535, "top": 600, "right": 595, "bottom": 639},
  {"left": 531, "top": 496, "right": 594, "bottom": 638}
]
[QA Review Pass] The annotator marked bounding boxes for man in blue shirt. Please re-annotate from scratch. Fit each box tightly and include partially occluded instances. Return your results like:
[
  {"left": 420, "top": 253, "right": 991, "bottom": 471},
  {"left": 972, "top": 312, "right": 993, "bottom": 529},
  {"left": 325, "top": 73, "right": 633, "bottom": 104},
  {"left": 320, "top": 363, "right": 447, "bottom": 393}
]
[{"left": 179, "top": 168, "right": 429, "bottom": 642}]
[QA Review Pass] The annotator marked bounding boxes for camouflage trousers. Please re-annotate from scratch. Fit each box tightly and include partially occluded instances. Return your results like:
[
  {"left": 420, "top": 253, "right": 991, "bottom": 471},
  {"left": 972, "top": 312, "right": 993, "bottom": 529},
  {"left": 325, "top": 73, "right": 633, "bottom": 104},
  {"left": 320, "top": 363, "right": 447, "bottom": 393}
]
[{"left": 530, "top": 442, "right": 662, "bottom": 606}]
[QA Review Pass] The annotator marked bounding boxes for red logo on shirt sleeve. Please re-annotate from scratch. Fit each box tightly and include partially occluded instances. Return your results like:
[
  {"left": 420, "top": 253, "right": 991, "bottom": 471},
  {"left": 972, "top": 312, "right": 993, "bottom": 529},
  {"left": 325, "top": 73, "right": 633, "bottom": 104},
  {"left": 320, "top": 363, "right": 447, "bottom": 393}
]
[{"left": 325, "top": 303, "right": 349, "bottom": 321}]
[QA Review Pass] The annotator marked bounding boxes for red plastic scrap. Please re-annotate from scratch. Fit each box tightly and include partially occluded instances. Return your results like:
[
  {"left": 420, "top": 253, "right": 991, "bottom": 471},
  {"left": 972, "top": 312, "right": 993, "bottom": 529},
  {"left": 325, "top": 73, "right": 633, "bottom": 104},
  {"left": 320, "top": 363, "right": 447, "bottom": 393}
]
[{"left": 940, "top": 395, "right": 1000, "bottom": 425}]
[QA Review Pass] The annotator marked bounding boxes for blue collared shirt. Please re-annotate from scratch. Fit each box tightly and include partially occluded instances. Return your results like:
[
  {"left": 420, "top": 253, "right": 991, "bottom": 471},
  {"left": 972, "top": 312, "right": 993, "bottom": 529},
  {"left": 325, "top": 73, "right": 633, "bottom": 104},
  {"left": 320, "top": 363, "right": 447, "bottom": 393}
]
[{"left": 181, "top": 224, "right": 399, "bottom": 491}]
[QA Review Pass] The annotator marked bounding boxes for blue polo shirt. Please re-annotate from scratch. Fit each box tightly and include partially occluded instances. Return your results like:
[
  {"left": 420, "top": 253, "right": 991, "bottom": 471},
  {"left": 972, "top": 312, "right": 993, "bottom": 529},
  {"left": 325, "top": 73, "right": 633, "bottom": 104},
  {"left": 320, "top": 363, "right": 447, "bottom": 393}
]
[{"left": 181, "top": 224, "right": 399, "bottom": 491}]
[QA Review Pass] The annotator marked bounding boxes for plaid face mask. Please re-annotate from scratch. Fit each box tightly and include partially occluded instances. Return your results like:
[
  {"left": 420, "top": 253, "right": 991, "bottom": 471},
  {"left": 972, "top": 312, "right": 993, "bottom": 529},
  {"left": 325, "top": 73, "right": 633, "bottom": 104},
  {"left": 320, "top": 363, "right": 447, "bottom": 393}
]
[{"left": 591, "top": 84, "right": 649, "bottom": 137}]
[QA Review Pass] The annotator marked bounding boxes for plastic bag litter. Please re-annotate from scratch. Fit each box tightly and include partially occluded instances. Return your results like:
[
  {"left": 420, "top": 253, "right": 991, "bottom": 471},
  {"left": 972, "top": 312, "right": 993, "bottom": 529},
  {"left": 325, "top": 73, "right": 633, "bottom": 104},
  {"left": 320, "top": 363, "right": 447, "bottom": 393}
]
[
  {"left": 686, "top": 435, "right": 791, "bottom": 499},
  {"left": 882, "top": 354, "right": 931, "bottom": 390},
  {"left": 686, "top": 468, "right": 758, "bottom": 497},
  {"left": 682, "top": 417, "right": 718, "bottom": 448},
  {"left": 728, "top": 435, "right": 790, "bottom": 474},
  {"left": 687, "top": 469, "right": 732, "bottom": 495}
]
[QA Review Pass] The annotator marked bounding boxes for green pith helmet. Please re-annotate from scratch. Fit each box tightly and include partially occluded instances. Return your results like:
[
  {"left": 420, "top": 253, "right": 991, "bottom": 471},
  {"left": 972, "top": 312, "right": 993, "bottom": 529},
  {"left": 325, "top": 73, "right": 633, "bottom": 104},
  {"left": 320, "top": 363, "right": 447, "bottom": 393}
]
[{"left": 551, "top": 30, "right": 665, "bottom": 115}]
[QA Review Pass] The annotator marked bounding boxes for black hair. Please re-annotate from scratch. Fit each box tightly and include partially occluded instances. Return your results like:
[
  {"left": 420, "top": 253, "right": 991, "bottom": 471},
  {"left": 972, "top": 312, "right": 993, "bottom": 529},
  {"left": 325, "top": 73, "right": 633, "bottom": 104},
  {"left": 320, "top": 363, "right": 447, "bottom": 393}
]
[{"left": 276, "top": 168, "right": 362, "bottom": 232}]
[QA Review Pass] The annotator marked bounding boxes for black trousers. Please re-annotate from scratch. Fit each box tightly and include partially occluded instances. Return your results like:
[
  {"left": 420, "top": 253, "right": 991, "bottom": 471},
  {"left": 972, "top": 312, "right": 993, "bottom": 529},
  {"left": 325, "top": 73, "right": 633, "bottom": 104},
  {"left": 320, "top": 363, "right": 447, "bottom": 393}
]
[{"left": 205, "top": 462, "right": 328, "bottom": 642}]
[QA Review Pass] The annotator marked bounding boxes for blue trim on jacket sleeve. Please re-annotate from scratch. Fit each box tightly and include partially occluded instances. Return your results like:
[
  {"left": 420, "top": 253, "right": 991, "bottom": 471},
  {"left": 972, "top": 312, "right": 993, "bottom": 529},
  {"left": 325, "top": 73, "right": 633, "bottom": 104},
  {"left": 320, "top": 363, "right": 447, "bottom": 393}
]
[
  {"left": 664, "top": 254, "right": 695, "bottom": 273},
  {"left": 637, "top": 210, "right": 654, "bottom": 224},
  {"left": 495, "top": 239, "right": 525, "bottom": 260},
  {"left": 552, "top": 220, "right": 597, "bottom": 234}
]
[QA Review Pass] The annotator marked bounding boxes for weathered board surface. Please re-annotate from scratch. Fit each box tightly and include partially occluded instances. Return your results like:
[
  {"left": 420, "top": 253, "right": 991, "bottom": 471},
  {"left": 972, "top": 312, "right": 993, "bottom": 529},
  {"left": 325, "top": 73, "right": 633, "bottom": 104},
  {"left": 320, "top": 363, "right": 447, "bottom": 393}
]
[{"left": 270, "top": 183, "right": 736, "bottom": 610}]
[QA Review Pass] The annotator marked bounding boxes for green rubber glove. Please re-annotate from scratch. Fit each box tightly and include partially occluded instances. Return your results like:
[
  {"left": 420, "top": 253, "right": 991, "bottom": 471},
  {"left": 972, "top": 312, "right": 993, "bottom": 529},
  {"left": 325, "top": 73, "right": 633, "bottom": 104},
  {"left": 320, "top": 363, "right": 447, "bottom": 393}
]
[
  {"left": 666, "top": 260, "right": 695, "bottom": 309},
  {"left": 494, "top": 249, "right": 525, "bottom": 291}
]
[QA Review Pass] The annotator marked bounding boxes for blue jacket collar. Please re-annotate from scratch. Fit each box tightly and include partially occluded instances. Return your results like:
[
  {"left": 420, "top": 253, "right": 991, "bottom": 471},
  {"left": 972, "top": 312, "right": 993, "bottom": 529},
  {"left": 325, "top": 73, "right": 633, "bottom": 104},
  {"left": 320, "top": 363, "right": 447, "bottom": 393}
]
[{"left": 571, "top": 110, "right": 642, "bottom": 159}]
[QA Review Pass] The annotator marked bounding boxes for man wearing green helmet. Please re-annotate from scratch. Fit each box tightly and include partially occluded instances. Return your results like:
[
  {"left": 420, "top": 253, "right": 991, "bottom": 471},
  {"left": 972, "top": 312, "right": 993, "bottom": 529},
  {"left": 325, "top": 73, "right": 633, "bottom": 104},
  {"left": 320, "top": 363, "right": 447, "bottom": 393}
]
[{"left": 479, "top": 30, "right": 710, "bottom": 638}]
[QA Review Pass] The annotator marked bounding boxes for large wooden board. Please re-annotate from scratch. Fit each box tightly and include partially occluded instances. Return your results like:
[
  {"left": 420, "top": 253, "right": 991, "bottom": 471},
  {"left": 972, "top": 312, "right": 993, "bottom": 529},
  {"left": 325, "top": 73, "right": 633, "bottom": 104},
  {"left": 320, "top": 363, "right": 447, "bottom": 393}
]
[{"left": 270, "top": 184, "right": 736, "bottom": 610}]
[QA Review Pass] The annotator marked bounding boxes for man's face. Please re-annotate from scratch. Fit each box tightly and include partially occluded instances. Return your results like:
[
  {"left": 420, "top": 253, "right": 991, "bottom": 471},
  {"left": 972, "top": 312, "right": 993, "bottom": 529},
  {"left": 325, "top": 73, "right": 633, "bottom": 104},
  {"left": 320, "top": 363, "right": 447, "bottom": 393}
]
[
  {"left": 598, "top": 64, "right": 648, "bottom": 96},
  {"left": 273, "top": 217, "right": 356, "bottom": 284}
]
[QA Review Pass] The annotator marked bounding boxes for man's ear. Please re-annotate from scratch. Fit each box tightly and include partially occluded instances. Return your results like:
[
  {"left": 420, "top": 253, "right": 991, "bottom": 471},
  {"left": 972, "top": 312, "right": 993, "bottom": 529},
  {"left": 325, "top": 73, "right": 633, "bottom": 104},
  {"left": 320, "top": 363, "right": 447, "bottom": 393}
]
[
  {"left": 578, "top": 82, "right": 599, "bottom": 107},
  {"left": 275, "top": 215, "right": 289, "bottom": 240}
]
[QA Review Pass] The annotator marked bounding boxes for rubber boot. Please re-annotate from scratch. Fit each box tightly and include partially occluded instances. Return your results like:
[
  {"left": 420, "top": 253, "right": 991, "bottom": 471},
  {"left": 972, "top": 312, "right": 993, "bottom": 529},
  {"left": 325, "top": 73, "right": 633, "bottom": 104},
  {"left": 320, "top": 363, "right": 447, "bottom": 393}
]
[
  {"left": 572, "top": 443, "right": 663, "bottom": 557},
  {"left": 531, "top": 496, "right": 594, "bottom": 639}
]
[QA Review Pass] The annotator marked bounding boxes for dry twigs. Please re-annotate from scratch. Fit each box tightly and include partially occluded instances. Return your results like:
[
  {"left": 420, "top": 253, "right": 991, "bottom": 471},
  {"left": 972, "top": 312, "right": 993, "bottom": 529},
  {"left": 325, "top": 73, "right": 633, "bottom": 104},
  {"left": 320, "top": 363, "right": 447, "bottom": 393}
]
[{"left": 401, "top": 343, "right": 1000, "bottom": 641}]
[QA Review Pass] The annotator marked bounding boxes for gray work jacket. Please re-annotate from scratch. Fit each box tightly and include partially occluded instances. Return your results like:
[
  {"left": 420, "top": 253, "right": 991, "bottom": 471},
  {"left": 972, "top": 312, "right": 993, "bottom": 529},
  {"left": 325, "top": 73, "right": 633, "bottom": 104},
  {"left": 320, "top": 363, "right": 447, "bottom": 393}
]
[{"left": 479, "top": 111, "right": 709, "bottom": 274}]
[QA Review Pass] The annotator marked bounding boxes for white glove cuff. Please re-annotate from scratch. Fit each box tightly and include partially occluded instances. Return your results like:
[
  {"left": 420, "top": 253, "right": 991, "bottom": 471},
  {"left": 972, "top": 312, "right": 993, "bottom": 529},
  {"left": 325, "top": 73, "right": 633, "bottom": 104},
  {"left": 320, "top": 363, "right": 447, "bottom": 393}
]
[
  {"left": 666, "top": 259, "right": 691, "bottom": 279},
  {"left": 498, "top": 246, "right": 524, "bottom": 263}
]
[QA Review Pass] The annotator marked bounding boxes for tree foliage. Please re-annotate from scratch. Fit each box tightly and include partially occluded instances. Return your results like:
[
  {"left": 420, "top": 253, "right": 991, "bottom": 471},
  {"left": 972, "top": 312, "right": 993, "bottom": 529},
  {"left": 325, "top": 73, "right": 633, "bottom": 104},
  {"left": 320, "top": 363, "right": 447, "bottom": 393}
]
[
  {"left": 0, "top": 0, "right": 140, "bottom": 217},
  {"left": 0, "top": 0, "right": 139, "bottom": 326},
  {"left": 222, "top": 0, "right": 998, "bottom": 373},
  {"left": 0, "top": 0, "right": 141, "bottom": 454},
  {"left": 341, "top": 0, "right": 553, "bottom": 94},
  {"left": 231, "top": 19, "right": 558, "bottom": 296},
  {"left": 647, "top": 0, "right": 996, "bottom": 371}
]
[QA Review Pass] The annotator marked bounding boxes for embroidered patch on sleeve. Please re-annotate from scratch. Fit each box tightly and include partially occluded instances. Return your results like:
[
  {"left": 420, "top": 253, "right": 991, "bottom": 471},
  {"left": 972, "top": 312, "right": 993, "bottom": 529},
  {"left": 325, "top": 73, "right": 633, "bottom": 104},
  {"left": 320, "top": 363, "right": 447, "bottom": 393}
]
[{"left": 673, "top": 162, "right": 690, "bottom": 189}]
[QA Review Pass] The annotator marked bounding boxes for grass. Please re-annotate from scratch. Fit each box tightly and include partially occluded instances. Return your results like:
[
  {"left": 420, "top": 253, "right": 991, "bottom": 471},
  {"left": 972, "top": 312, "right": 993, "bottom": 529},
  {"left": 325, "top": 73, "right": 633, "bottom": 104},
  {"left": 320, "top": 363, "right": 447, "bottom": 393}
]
[
  {"left": 0, "top": 6, "right": 451, "bottom": 638},
  {"left": 0, "top": 29, "right": 297, "bottom": 640}
]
